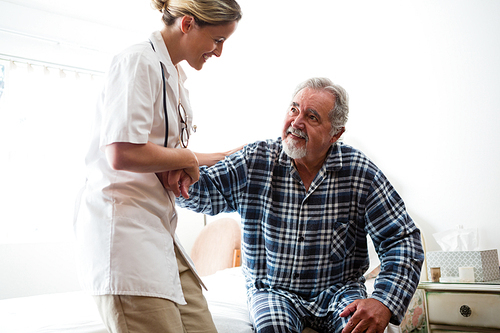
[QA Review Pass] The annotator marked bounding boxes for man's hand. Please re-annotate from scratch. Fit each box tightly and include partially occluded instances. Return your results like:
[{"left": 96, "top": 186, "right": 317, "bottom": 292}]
[
  {"left": 195, "top": 144, "right": 246, "bottom": 167},
  {"left": 340, "top": 298, "right": 391, "bottom": 333},
  {"left": 156, "top": 169, "right": 193, "bottom": 199}
]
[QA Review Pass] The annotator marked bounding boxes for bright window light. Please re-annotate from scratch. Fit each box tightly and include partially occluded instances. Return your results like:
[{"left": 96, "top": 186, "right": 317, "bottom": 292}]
[{"left": 0, "top": 60, "right": 103, "bottom": 244}]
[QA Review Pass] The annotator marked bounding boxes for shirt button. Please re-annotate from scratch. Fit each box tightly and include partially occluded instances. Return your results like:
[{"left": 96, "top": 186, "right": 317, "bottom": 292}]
[
  {"left": 293, "top": 273, "right": 300, "bottom": 279},
  {"left": 298, "top": 236, "right": 305, "bottom": 242}
]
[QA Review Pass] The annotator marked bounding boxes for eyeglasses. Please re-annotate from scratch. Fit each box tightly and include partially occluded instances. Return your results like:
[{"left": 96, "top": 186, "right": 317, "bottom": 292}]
[{"left": 177, "top": 103, "right": 196, "bottom": 148}]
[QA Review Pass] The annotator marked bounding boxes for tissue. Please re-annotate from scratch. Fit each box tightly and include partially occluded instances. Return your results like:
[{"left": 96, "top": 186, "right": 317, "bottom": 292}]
[
  {"left": 427, "top": 226, "right": 500, "bottom": 282},
  {"left": 432, "top": 225, "right": 478, "bottom": 251}
]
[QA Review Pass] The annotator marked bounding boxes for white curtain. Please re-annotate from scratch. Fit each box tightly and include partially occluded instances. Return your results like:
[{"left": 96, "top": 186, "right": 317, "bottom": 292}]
[{"left": 0, "top": 59, "right": 103, "bottom": 244}]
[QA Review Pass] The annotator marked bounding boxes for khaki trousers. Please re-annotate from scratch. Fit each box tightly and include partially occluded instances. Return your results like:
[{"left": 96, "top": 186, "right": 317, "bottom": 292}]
[{"left": 93, "top": 246, "right": 217, "bottom": 333}]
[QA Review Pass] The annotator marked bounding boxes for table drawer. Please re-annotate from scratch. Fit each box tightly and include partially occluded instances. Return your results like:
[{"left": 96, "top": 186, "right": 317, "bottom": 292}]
[
  {"left": 426, "top": 291, "right": 500, "bottom": 329},
  {"left": 433, "top": 331, "right": 481, "bottom": 333}
]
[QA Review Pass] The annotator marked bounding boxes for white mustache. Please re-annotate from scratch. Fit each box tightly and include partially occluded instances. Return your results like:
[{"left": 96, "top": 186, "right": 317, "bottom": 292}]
[{"left": 286, "top": 126, "right": 308, "bottom": 141}]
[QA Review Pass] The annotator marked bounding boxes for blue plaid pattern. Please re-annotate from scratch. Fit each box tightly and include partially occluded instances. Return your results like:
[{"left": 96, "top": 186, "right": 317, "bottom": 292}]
[
  {"left": 250, "top": 290, "right": 305, "bottom": 333},
  {"left": 248, "top": 288, "right": 358, "bottom": 332},
  {"left": 177, "top": 139, "right": 424, "bottom": 325}
]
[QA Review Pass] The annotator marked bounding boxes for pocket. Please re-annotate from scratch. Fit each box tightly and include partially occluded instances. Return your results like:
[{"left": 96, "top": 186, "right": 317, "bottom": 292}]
[{"left": 330, "top": 218, "right": 357, "bottom": 262}]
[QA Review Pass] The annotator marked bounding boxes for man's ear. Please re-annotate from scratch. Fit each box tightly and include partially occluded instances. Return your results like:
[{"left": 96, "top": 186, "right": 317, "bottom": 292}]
[
  {"left": 180, "top": 15, "right": 196, "bottom": 34},
  {"left": 330, "top": 127, "right": 345, "bottom": 144}
]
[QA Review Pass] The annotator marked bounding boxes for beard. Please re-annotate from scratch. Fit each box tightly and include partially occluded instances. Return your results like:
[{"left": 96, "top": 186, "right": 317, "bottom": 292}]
[{"left": 283, "top": 127, "right": 308, "bottom": 159}]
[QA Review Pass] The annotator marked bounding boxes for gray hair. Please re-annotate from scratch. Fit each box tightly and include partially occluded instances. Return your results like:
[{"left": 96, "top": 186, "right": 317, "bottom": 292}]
[{"left": 292, "top": 77, "right": 349, "bottom": 136}]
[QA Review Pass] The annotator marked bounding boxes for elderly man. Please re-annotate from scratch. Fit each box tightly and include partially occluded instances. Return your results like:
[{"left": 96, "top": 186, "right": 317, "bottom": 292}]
[{"left": 171, "top": 77, "right": 424, "bottom": 333}]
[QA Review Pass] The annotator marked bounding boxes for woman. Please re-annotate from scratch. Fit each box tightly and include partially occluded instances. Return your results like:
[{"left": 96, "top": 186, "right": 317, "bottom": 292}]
[{"left": 74, "top": 1, "right": 242, "bottom": 332}]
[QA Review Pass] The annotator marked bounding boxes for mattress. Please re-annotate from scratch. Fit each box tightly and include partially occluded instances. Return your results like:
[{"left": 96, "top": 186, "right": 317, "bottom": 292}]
[{"left": 0, "top": 267, "right": 413, "bottom": 333}]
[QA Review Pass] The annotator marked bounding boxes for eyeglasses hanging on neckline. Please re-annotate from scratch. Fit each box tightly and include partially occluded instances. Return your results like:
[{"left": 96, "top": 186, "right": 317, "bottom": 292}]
[{"left": 177, "top": 102, "right": 196, "bottom": 148}]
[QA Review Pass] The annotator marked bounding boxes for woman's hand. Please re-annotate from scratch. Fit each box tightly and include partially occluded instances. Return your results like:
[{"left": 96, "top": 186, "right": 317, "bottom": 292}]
[{"left": 156, "top": 169, "right": 194, "bottom": 198}]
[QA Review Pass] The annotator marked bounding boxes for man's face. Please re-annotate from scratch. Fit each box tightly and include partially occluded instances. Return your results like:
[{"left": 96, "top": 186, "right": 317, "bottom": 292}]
[{"left": 282, "top": 87, "right": 342, "bottom": 162}]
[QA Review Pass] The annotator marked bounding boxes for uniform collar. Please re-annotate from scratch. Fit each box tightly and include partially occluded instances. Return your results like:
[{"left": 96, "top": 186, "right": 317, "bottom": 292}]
[{"left": 149, "top": 31, "right": 187, "bottom": 84}]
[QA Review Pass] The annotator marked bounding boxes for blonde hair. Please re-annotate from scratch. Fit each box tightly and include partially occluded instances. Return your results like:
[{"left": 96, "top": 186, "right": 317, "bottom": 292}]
[{"left": 151, "top": 0, "right": 242, "bottom": 27}]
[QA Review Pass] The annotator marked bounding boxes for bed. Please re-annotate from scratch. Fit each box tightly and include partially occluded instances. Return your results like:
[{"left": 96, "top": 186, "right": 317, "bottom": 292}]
[
  {"left": 0, "top": 218, "right": 426, "bottom": 333},
  {"left": 195, "top": 218, "right": 427, "bottom": 333}
]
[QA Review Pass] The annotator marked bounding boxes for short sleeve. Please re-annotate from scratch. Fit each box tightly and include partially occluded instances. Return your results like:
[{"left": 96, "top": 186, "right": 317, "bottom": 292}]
[{"left": 99, "top": 47, "right": 161, "bottom": 150}]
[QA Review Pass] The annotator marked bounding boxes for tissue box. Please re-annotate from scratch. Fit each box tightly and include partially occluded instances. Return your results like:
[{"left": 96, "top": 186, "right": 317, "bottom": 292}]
[{"left": 426, "top": 249, "right": 500, "bottom": 282}]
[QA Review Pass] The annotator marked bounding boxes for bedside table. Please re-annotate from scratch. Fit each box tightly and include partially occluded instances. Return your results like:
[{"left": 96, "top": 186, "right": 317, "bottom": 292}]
[{"left": 418, "top": 280, "right": 500, "bottom": 333}]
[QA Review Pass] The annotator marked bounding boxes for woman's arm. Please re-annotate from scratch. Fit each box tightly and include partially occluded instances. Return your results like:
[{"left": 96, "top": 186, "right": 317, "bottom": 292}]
[{"left": 105, "top": 141, "right": 199, "bottom": 182}]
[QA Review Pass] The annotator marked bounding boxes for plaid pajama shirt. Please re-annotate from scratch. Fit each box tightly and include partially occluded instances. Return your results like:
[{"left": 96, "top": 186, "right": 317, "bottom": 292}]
[{"left": 177, "top": 139, "right": 424, "bottom": 330}]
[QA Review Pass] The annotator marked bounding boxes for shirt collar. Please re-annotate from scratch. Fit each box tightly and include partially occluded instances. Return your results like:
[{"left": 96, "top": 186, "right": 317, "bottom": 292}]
[{"left": 325, "top": 142, "right": 343, "bottom": 171}]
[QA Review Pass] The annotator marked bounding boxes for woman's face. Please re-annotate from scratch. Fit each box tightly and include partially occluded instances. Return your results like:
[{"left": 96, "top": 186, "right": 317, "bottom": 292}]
[{"left": 184, "top": 20, "right": 238, "bottom": 70}]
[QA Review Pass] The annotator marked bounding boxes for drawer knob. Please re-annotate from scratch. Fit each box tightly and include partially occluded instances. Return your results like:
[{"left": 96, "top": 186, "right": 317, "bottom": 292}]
[{"left": 460, "top": 305, "right": 472, "bottom": 317}]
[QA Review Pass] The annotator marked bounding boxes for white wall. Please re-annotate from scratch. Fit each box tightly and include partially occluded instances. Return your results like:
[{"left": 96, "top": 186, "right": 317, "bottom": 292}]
[
  {"left": 1, "top": 0, "right": 499, "bottom": 298},
  {"left": 0, "top": 243, "right": 81, "bottom": 299},
  {"left": 0, "top": 0, "right": 162, "bottom": 71},
  {"left": 186, "top": 0, "right": 500, "bottom": 254}
]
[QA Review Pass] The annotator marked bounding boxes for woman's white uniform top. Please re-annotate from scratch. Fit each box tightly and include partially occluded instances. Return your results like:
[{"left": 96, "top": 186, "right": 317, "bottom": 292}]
[{"left": 74, "top": 31, "right": 201, "bottom": 305}]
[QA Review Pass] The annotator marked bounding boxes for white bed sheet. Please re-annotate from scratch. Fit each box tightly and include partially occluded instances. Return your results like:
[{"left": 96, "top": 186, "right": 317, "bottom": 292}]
[
  {"left": 0, "top": 267, "right": 400, "bottom": 333},
  {"left": 0, "top": 269, "right": 250, "bottom": 333},
  {"left": 0, "top": 291, "right": 106, "bottom": 333},
  {"left": 202, "top": 267, "right": 253, "bottom": 333},
  {"left": 203, "top": 267, "right": 401, "bottom": 333}
]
